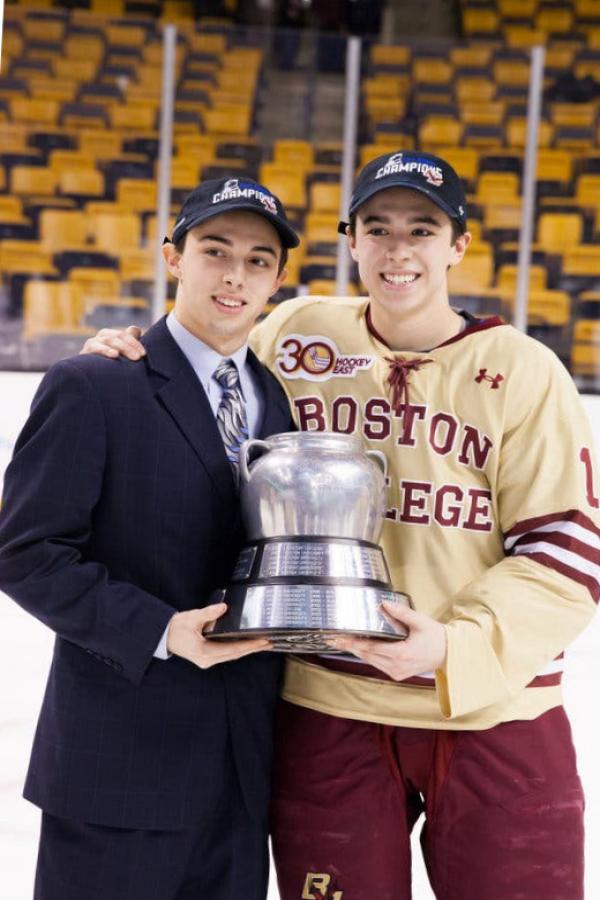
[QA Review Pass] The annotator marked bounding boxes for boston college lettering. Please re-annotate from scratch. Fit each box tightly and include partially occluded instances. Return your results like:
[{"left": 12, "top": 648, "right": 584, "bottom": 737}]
[
  {"left": 293, "top": 396, "right": 494, "bottom": 471},
  {"left": 385, "top": 481, "right": 493, "bottom": 532}
]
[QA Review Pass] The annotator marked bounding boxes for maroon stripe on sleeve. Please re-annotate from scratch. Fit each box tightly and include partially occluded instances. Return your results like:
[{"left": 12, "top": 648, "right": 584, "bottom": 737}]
[
  {"left": 511, "top": 530, "right": 600, "bottom": 566},
  {"left": 519, "top": 551, "right": 600, "bottom": 603},
  {"left": 505, "top": 509, "right": 600, "bottom": 541}
]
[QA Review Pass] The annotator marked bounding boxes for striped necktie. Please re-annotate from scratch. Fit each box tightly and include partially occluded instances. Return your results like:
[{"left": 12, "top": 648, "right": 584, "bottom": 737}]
[{"left": 213, "top": 358, "right": 249, "bottom": 472}]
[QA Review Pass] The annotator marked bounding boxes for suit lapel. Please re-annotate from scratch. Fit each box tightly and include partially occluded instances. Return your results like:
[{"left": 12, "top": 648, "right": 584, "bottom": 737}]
[{"left": 142, "top": 318, "right": 237, "bottom": 502}]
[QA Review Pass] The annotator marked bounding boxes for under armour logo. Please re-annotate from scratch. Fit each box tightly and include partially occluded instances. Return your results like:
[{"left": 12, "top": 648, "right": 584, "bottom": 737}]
[{"left": 475, "top": 369, "right": 504, "bottom": 389}]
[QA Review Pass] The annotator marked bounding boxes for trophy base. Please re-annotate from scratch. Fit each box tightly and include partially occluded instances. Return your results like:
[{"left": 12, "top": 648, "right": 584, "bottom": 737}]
[{"left": 207, "top": 582, "right": 411, "bottom": 652}]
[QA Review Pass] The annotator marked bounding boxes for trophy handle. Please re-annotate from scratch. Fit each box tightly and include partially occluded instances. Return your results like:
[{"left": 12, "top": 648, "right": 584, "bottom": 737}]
[
  {"left": 366, "top": 450, "right": 387, "bottom": 478},
  {"left": 239, "top": 439, "right": 271, "bottom": 483}
]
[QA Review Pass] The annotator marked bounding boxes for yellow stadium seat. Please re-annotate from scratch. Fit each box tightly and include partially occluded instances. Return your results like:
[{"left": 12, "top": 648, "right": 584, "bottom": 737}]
[
  {"left": 49, "top": 150, "right": 96, "bottom": 177},
  {"left": 365, "top": 95, "right": 407, "bottom": 124},
  {"left": 536, "top": 8, "right": 574, "bottom": 33},
  {"left": 69, "top": 268, "right": 122, "bottom": 311},
  {"left": 52, "top": 58, "right": 99, "bottom": 81},
  {"left": 536, "top": 149, "right": 573, "bottom": 188},
  {"left": 493, "top": 60, "right": 530, "bottom": 88},
  {"left": 571, "top": 343, "right": 600, "bottom": 378},
  {"left": 11, "top": 166, "right": 58, "bottom": 196},
  {"left": 10, "top": 98, "right": 59, "bottom": 126},
  {"left": 110, "top": 105, "right": 157, "bottom": 131},
  {"left": 203, "top": 105, "right": 251, "bottom": 136},
  {"left": 456, "top": 79, "right": 496, "bottom": 104},
  {"left": 169, "top": 159, "right": 200, "bottom": 191},
  {"left": 527, "top": 290, "right": 571, "bottom": 326},
  {"left": 259, "top": 164, "right": 306, "bottom": 208},
  {"left": 146, "top": 216, "right": 177, "bottom": 245},
  {"left": 462, "top": 8, "right": 500, "bottom": 34},
  {"left": 23, "top": 18, "right": 65, "bottom": 42},
  {"left": 40, "top": 210, "right": 88, "bottom": 252},
  {"left": 575, "top": 175, "right": 600, "bottom": 209},
  {"left": 497, "top": 264, "right": 547, "bottom": 293},
  {"left": 483, "top": 203, "right": 523, "bottom": 232},
  {"left": 79, "top": 130, "right": 123, "bottom": 161},
  {"left": 176, "top": 134, "right": 216, "bottom": 158},
  {"left": 449, "top": 46, "right": 493, "bottom": 68},
  {"left": 1, "top": 123, "right": 29, "bottom": 153},
  {"left": 561, "top": 246, "right": 600, "bottom": 278},
  {"left": 304, "top": 214, "right": 340, "bottom": 246},
  {"left": 461, "top": 100, "right": 505, "bottom": 125},
  {"left": 370, "top": 45, "right": 411, "bottom": 67},
  {"left": 188, "top": 32, "right": 228, "bottom": 54},
  {"left": 310, "top": 182, "right": 341, "bottom": 215},
  {"left": 29, "top": 80, "right": 78, "bottom": 104},
  {"left": 90, "top": 212, "right": 142, "bottom": 251},
  {"left": 498, "top": 0, "right": 536, "bottom": 17},
  {"left": 120, "top": 249, "right": 156, "bottom": 281},
  {"left": 106, "top": 24, "right": 147, "bottom": 47},
  {"left": 273, "top": 140, "right": 314, "bottom": 168},
  {"left": 504, "top": 27, "right": 546, "bottom": 47},
  {"left": 412, "top": 59, "right": 454, "bottom": 85},
  {"left": 419, "top": 116, "right": 463, "bottom": 148},
  {"left": 506, "top": 118, "right": 553, "bottom": 148},
  {"left": 0, "top": 196, "right": 25, "bottom": 223},
  {"left": 448, "top": 249, "right": 494, "bottom": 294},
  {"left": 23, "top": 281, "right": 84, "bottom": 341},
  {"left": 64, "top": 35, "right": 106, "bottom": 62},
  {"left": 437, "top": 147, "right": 479, "bottom": 184},
  {"left": 551, "top": 103, "right": 597, "bottom": 128},
  {"left": 473, "top": 172, "right": 520, "bottom": 205},
  {"left": 59, "top": 169, "right": 105, "bottom": 198},
  {"left": 537, "top": 212, "right": 583, "bottom": 251},
  {"left": 116, "top": 179, "right": 157, "bottom": 212},
  {"left": 0, "top": 241, "right": 55, "bottom": 276},
  {"left": 221, "top": 49, "right": 262, "bottom": 72}
]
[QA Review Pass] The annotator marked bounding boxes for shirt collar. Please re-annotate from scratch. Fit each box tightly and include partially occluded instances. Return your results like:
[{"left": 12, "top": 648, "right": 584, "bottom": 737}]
[{"left": 166, "top": 311, "right": 249, "bottom": 391}]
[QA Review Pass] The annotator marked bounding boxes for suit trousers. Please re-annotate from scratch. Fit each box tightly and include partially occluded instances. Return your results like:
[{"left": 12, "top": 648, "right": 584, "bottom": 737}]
[
  {"left": 271, "top": 701, "right": 585, "bottom": 900},
  {"left": 33, "top": 744, "right": 270, "bottom": 900}
]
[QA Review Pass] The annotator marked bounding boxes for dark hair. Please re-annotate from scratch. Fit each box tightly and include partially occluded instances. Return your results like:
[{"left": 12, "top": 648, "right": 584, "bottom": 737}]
[
  {"left": 347, "top": 212, "right": 464, "bottom": 246},
  {"left": 174, "top": 233, "right": 288, "bottom": 274}
]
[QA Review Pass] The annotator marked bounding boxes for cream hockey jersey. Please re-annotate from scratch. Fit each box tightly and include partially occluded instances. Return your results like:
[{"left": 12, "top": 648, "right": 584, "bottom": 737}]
[{"left": 250, "top": 296, "right": 600, "bottom": 730}]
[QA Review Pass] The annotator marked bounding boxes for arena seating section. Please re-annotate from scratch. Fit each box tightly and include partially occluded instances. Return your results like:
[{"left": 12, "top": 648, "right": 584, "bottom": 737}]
[{"left": 1, "top": 0, "right": 599, "bottom": 384}]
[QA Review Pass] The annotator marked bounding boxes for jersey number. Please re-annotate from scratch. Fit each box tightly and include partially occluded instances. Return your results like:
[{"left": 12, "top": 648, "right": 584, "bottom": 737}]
[{"left": 580, "top": 447, "right": 600, "bottom": 508}]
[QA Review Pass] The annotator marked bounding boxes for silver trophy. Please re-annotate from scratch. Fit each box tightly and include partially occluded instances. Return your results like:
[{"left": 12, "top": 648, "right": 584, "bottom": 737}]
[{"left": 208, "top": 431, "right": 411, "bottom": 652}]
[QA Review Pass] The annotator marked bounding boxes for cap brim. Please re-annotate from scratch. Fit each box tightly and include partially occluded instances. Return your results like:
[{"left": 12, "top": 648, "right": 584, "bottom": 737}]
[
  {"left": 349, "top": 180, "right": 466, "bottom": 231},
  {"left": 172, "top": 202, "right": 300, "bottom": 249}
]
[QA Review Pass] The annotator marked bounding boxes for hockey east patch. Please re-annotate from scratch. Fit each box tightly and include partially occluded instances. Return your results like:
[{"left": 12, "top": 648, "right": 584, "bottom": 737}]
[{"left": 275, "top": 334, "right": 375, "bottom": 382}]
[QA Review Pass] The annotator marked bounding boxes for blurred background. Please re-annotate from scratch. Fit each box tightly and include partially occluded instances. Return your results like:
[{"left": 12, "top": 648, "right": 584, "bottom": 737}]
[{"left": 1, "top": 1, "right": 600, "bottom": 897}]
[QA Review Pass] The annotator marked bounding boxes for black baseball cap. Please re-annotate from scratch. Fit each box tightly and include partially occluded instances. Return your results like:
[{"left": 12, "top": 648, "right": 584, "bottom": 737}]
[
  {"left": 339, "top": 151, "right": 468, "bottom": 234},
  {"left": 168, "top": 176, "right": 300, "bottom": 248}
]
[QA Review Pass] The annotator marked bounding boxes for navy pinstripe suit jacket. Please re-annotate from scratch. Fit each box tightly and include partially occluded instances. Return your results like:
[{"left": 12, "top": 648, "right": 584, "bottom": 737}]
[{"left": 0, "top": 316, "right": 293, "bottom": 830}]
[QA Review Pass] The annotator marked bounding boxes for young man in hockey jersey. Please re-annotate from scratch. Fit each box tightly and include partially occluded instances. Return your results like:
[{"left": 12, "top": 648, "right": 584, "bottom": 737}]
[{"left": 83, "top": 151, "right": 599, "bottom": 900}]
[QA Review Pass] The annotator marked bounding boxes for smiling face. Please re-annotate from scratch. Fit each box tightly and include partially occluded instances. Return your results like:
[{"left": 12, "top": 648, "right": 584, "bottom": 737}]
[
  {"left": 163, "top": 210, "right": 287, "bottom": 355},
  {"left": 348, "top": 187, "right": 470, "bottom": 345}
]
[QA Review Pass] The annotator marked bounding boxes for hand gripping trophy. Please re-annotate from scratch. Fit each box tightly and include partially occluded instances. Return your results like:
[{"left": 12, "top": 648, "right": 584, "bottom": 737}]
[{"left": 208, "top": 431, "right": 411, "bottom": 652}]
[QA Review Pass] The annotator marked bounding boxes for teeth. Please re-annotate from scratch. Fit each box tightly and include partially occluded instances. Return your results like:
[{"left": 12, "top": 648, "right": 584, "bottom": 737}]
[
  {"left": 216, "top": 296, "right": 243, "bottom": 307},
  {"left": 383, "top": 273, "right": 417, "bottom": 285}
]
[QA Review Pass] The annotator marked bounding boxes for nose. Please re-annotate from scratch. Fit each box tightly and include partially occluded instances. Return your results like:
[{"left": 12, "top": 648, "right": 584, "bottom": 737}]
[
  {"left": 386, "top": 238, "right": 412, "bottom": 262},
  {"left": 222, "top": 259, "right": 244, "bottom": 289}
]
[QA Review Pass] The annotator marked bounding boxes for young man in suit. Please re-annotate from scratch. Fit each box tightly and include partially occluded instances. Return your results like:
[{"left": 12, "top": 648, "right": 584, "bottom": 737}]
[{"left": 0, "top": 177, "right": 299, "bottom": 900}]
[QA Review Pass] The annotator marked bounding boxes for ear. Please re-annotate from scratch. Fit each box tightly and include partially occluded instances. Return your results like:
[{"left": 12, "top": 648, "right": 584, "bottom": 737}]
[
  {"left": 346, "top": 225, "right": 359, "bottom": 263},
  {"left": 269, "top": 266, "right": 287, "bottom": 299},
  {"left": 162, "top": 241, "right": 183, "bottom": 279},
  {"left": 449, "top": 230, "right": 472, "bottom": 266}
]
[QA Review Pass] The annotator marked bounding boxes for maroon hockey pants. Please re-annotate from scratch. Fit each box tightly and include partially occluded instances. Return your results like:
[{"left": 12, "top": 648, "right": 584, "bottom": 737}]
[{"left": 271, "top": 701, "right": 584, "bottom": 900}]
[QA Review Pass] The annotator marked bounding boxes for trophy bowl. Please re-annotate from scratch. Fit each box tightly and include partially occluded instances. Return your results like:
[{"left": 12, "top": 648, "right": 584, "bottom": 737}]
[{"left": 207, "top": 431, "right": 411, "bottom": 652}]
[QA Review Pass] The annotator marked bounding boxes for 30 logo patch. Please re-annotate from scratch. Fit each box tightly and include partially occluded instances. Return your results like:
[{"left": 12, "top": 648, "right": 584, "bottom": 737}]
[{"left": 276, "top": 334, "right": 375, "bottom": 381}]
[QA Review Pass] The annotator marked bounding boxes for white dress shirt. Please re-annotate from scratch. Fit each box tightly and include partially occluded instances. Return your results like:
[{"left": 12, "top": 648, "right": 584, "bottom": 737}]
[{"left": 154, "top": 312, "right": 264, "bottom": 659}]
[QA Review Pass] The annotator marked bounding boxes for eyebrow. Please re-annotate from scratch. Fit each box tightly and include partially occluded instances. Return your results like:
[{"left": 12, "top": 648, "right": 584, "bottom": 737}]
[
  {"left": 362, "top": 213, "right": 442, "bottom": 227},
  {"left": 199, "top": 234, "right": 278, "bottom": 258}
]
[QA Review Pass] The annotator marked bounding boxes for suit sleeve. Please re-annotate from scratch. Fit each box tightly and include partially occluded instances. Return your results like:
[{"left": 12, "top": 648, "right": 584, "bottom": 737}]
[
  {"left": 0, "top": 360, "right": 175, "bottom": 686},
  {"left": 437, "top": 351, "right": 600, "bottom": 719}
]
